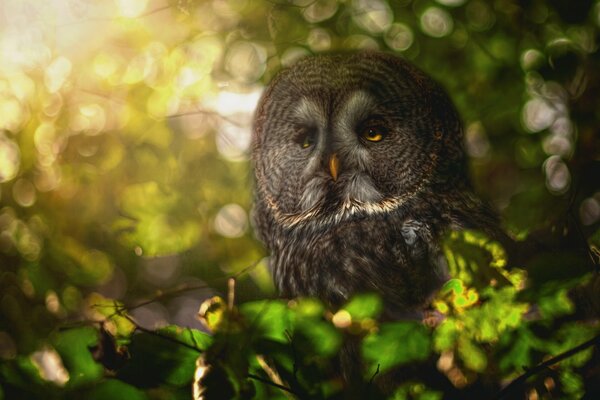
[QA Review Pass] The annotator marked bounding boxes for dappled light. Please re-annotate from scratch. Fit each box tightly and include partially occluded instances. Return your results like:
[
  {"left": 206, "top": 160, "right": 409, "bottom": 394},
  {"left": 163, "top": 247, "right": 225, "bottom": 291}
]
[{"left": 0, "top": 0, "right": 599, "bottom": 399}]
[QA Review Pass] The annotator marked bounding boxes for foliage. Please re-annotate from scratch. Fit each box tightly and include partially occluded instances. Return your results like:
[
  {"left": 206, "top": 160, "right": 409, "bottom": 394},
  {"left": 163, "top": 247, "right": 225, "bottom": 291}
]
[{"left": 1, "top": 0, "right": 600, "bottom": 399}]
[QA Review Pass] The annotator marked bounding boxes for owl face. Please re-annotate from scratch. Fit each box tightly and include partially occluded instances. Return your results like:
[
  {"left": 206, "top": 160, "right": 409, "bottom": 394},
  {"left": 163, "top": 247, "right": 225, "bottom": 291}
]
[{"left": 253, "top": 52, "right": 465, "bottom": 228}]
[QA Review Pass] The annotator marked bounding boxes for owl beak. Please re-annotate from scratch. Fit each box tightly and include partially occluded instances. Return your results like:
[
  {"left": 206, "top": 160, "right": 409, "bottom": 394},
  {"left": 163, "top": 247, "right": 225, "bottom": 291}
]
[{"left": 329, "top": 153, "right": 339, "bottom": 181}]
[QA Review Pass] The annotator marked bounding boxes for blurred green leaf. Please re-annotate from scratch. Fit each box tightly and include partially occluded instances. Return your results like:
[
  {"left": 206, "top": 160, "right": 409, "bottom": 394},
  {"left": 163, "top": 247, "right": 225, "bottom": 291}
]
[
  {"left": 498, "top": 328, "right": 534, "bottom": 372},
  {"left": 433, "top": 319, "right": 458, "bottom": 352},
  {"left": 51, "top": 327, "right": 103, "bottom": 388},
  {"left": 240, "top": 300, "right": 291, "bottom": 343},
  {"left": 118, "top": 326, "right": 210, "bottom": 388},
  {"left": 295, "top": 319, "right": 342, "bottom": 358},
  {"left": 116, "top": 182, "right": 201, "bottom": 256},
  {"left": 343, "top": 293, "right": 383, "bottom": 321},
  {"left": 442, "top": 230, "right": 514, "bottom": 288},
  {"left": 0, "top": 356, "right": 48, "bottom": 392},
  {"left": 537, "top": 285, "right": 575, "bottom": 320},
  {"left": 391, "top": 382, "right": 443, "bottom": 400},
  {"left": 560, "top": 368, "right": 584, "bottom": 398},
  {"left": 362, "top": 322, "right": 431, "bottom": 374},
  {"left": 457, "top": 337, "right": 487, "bottom": 372},
  {"left": 547, "top": 323, "right": 597, "bottom": 368},
  {"left": 292, "top": 298, "right": 325, "bottom": 318}
]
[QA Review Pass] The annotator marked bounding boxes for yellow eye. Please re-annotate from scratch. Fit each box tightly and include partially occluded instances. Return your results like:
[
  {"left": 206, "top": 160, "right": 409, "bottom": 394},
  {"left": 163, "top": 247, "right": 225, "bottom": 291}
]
[
  {"left": 301, "top": 136, "right": 314, "bottom": 148},
  {"left": 362, "top": 128, "right": 384, "bottom": 142},
  {"left": 295, "top": 126, "right": 317, "bottom": 149}
]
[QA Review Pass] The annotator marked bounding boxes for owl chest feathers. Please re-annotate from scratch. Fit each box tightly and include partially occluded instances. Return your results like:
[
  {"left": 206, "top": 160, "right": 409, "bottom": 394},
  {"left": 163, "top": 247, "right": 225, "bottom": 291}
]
[{"left": 262, "top": 203, "right": 448, "bottom": 311}]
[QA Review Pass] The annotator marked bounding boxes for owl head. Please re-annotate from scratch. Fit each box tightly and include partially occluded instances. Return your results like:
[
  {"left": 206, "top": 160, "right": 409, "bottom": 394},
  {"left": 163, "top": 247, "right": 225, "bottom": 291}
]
[{"left": 252, "top": 52, "right": 471, "bottom": 235}]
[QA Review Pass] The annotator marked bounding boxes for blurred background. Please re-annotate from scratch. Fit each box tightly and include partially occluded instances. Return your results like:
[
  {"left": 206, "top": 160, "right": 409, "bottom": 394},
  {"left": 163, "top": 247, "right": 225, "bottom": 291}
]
[{"left": 0, "top": 0, "right": 599, "bottom": 392}]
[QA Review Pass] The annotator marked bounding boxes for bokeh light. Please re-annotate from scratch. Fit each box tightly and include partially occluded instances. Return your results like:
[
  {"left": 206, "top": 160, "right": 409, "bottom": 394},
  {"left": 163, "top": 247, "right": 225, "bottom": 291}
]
[
  {"left": 465, "top": 121, "right": 490, "bottom": 159},
  {"left": 141, "top": 255, "right": 181, "bottom": 287},
  {"left": 0, "top": 1, "right": 599, "bottom": 397},
  {"left": 384, "top": 23, "right": 414, "bottom": 51},
  {"left": 352, "top": 0, "right": 393, "bottom": 34},
  {"left": 130, "top": 302, "right": 169, "bottom": 330},
  {"left": 308, "top": 28, "right": 332, "bottom": 52},
  {"left": 465, "top": 0, "right": 495, "bottom": 31},
  {"left": 214, "top": 203, "right": 248, "bottom": 238},
  {"left": 580, "top": 195, "right": 600, "bottom": 226},
  {"left": 44, "top": 57, "right": 72, "bottom": 93},
  {"left": 522, "top": 98, "right": 557, "bottom": 133},
  {"left": 0, "top": 134, "right": 20, "bottom": 183},
  {"left": 225, "top": 42, "right": 267, "bottom": 83},
  {"left": 115, "top": 0, "right": 149, "bottom": 18},
  {"left": 303, "top": 0, "right": 339, "bottom": 23},
  {"left": 30, "top": 347, "right": 69, "bottom": 386},
  {"left": 420, "top": 7, "right": 454, "bottom": 38},
  {"left": 12, "top": 179, "right": 36, "bottom": 208},
  {"left": 543, "top": 155, "right": 571, "bottom": 194}
]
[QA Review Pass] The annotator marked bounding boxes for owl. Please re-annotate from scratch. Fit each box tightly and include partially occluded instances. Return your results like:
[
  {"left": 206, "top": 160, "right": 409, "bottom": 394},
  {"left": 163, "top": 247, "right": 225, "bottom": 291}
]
[{"left": 251, "top": 52, "right": 501, "bottom": 315}]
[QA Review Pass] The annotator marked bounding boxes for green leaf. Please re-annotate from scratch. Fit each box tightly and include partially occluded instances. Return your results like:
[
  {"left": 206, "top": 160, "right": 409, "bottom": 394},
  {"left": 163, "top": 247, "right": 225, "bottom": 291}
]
[
  {"left": 442, "top": 230, "right": 515, "bottom": 289},
  {"left": 441, "top": 279, "right": 465, "bottom": 296},
  {"left": 0, "top": 356, "right": 48, "bottom": 391},
  {"left": 362, "top": 322, "right": 431, "bottom": 374},
  {"left": 433, "top": 319, "right": 458, "bottom": 352},
  {"left": 559, "top": 369, "right": 584, "bottom": 398},
  {"left": 536, "top": 283, "right": 576, "bottom": 320},
  {"left": 457, "top": 337, "right": 487, "bottom": 372},
  {"left": 51, "top": 327, "right": 103, "bottom": 388},
  {"left": 292, "top": 298, "right": 324, "bottom": 318},
  {"left": 343, "top": 293, "right": 383, "bottom": 320},
  {"left": 240, "top": 300, "right": 292, "bottom": 343},
  {"left": 295, "top": 319, "right": 342, "bottom": 358},
  {"left": 498, "top": 328, "right": 533, "bottom": 372},
  {"left": 546, "top": 323, "right": 597, "bottom": 368},
  {"left": 118, "top": 326, "right": 210, "bottom": 388}
]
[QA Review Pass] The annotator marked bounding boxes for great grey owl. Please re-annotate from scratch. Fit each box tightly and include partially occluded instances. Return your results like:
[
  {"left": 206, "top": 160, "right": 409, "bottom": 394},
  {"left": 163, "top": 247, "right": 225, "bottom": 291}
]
[{"left": 251, "top": 52, "right": 500, "bottom": 316}]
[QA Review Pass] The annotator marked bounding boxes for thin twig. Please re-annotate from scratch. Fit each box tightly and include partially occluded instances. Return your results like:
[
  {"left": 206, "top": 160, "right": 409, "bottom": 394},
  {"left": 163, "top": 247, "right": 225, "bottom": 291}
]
[
  {"left": 102, "top": 258, "right": 262, "bottom": 314},
  {"left": 120, "top": 313, "right": 203, "bottom": 353},
  {"left": 247, "top": 373, "right": 297, "bottom": 395},
  {"left": 284, "top": 330, "right": 299, "bottom": 379},
  {"left": 227, "top": 278, "right": 236, "bottom": 311},
  {"left": 496, "top": 334, "right": 600, "bottom": 399},
  {"left": 166, "top": 109, "right": 247, "bottom": 127},
  {"left": 256, "top": 355, "right": 295, "bottom": 400},
  {"left": 369, "top": 363, "right": 380, "bottom": 386},
  {"left": 119, "top": 283, "right": 212, "bottom": 312},
  {"left": 362, "top": 363, "right": 381, "bottom": 398}
]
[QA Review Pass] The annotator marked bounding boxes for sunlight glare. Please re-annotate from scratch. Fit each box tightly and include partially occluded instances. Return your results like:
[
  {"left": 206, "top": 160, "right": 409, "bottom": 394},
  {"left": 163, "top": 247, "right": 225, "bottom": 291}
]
[
  {"left": 30, "top": 347, "right": 70, "bottom": 386},
  {"left": 115, "top": 0, "right": 149, "bottom": 18},
  {"left": 44, "top": 57, "right": 72, "bottom": 93}
]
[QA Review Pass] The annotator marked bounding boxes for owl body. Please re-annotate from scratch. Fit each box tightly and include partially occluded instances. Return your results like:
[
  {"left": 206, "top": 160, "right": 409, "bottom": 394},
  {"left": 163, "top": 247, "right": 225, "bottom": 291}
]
[{"left": 252, "top": 52, "right": 499, "bottom": 313}]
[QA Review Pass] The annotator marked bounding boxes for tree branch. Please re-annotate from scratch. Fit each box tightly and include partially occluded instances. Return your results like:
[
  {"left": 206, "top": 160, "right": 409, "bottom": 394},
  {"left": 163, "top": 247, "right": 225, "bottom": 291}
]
[
  {"left": 247, "top": 373, "right": 297, "bottom": 396},
  {"left": 120, "top": 313, "right": 203, "bottom": 353},
  {"left": 496, "top": 334, "right": 600, "bottom": 399}
]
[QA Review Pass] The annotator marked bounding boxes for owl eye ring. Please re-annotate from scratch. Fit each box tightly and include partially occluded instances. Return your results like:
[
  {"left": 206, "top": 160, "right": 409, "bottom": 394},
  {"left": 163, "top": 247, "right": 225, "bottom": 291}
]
[
  {"left": 295, "top": 127, "right": 317, "bottom": 149},
  {"left": 359, "top": 123, "right": 388, "bottom": 143}
]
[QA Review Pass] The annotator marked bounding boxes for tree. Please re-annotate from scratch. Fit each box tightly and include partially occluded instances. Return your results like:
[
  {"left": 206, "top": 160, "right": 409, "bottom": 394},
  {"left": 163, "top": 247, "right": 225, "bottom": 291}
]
[{"left": 0, "top": 0, "right": 598, "bottom": 398}]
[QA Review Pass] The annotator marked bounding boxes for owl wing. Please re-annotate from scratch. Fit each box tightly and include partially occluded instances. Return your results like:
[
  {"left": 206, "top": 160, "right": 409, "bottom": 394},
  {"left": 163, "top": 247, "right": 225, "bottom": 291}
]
[{"left": 401, "top": 219, "right": 449, "bottom": 282}]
